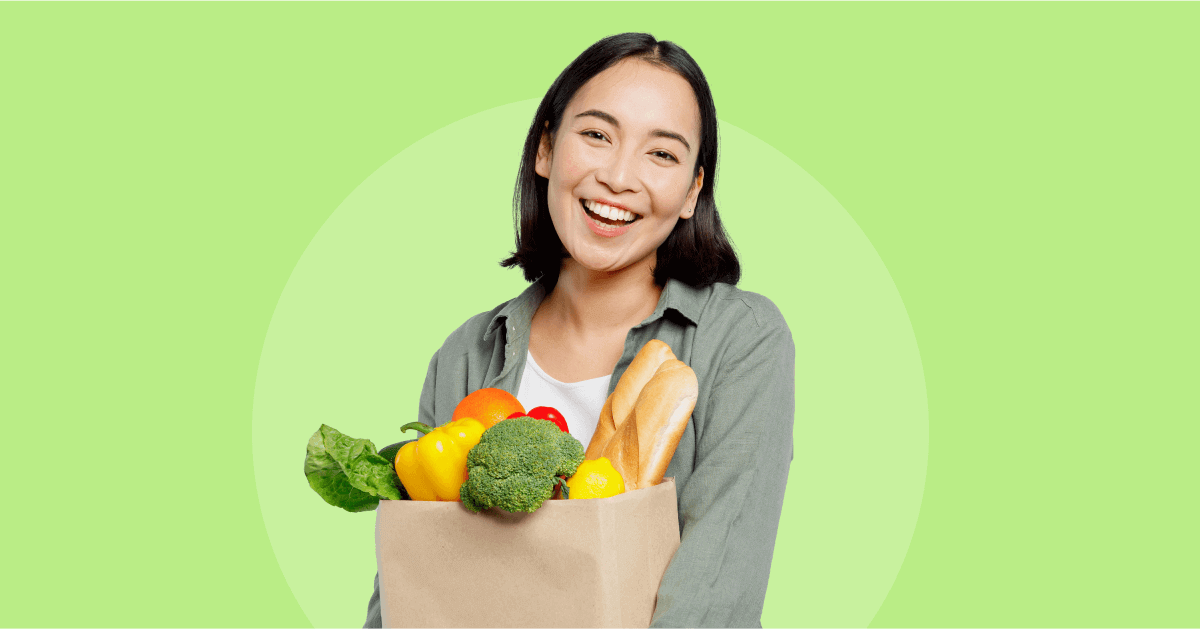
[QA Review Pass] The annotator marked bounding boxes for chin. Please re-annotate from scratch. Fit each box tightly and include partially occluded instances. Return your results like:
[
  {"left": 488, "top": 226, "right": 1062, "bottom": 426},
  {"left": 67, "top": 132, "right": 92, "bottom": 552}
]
[
  {"left": 561, "top": 248, "right": 621, "bottom": 274},
  {"left": 572, "top": 258, "right": 625, "bottom": 275},
  {"left": 571, "top": 248, "right": 658, "bottom": 277}
]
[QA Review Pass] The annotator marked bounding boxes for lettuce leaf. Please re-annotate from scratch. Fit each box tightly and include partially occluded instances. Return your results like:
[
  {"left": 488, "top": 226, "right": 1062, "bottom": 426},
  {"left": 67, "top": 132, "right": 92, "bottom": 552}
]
[{"left": 305, "top": 424, "right": 402, "bottom": 512}]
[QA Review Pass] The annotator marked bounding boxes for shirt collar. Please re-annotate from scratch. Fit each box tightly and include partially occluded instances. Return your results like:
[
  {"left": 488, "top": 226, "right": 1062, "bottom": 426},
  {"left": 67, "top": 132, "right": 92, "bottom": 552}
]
[
  {"left": 485, "top": 276, "right": 705, "bottom": 341},
  {"left": 485, "top": 280, "right": 546, "bottom": 342},
  {"left": 646, "top": 277, "right": 705, "bottom": 327}
]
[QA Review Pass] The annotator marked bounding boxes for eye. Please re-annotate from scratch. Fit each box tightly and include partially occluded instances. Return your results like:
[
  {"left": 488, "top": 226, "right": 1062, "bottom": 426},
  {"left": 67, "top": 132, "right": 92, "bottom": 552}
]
[
  {"left": 581, "top": 130, "right": 608, "bottom": 142},
  {"left": 652, "top": 150, "right": 679, "bottom": 163}
]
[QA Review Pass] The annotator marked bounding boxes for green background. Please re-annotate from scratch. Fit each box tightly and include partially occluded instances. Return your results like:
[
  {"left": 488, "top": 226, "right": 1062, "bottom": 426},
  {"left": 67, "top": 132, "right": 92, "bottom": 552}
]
[
  {"left": 250, "top": 104, "right": 929, "bottom": 627},
  {"left": 2, "top": 2, "right": 1196, "bottom": 628}
]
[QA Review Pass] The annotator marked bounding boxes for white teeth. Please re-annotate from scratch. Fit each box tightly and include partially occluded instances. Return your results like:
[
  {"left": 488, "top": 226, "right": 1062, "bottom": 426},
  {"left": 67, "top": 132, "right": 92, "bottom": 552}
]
[{"left": 584, "top": 200, "right": 637, "bottom": 223}]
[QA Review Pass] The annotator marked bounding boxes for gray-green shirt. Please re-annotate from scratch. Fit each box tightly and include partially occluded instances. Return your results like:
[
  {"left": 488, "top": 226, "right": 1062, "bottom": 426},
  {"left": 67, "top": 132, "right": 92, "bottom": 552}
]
[{"left": 364, "top": 278, "right": 795, "bottom": 628}]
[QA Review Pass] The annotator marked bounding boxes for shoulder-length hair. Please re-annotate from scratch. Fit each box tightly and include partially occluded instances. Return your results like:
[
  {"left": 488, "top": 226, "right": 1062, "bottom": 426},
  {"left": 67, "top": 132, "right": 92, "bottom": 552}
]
[{"left": 500, "top": 32, "right": 740, "bottom": 290}]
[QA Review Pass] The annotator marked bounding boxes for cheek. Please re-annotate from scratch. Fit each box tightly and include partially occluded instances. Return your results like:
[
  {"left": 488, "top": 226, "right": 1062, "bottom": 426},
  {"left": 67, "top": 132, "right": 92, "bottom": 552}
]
[
  {"left": 554, "top": 148, "right": 590, "bottom": 188},
  {"left": 647, "top": 172, "right": 696, "bottom": 212}
]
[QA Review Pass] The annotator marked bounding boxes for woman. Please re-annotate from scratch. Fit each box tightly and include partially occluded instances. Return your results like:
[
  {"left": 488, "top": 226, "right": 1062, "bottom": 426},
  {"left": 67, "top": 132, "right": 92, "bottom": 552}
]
[{"left": 365, "top": 33, "right": 794, "bottom": 628}]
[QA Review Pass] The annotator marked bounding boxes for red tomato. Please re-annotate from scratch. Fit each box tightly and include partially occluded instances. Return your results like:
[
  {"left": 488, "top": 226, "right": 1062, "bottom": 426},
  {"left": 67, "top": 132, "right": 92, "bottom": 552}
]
[{"left": 527, "top": 406, "right": 569, "bottom": 433}]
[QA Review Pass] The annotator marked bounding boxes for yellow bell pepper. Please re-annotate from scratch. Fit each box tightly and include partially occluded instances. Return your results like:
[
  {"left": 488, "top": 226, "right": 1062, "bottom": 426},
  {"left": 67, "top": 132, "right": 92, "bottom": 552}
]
[
  {"left": 565, "top": 457, "right": 625, "bottom": 499},
  {"left": 394, "top": 419, "right": 485, "bottom": 501}
]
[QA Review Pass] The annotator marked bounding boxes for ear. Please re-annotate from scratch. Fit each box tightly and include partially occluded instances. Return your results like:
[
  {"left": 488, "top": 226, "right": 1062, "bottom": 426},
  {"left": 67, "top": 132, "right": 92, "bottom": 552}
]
[
  {"left": 534, "top": 122, "right": 552, "bottom": 179},
  {"left": 680, "top": 166, "right": 704, "bottom": 219}
]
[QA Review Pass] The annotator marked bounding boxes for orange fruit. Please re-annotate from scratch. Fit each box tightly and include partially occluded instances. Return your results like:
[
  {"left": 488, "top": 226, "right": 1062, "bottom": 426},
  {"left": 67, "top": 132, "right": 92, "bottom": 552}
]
[{"left": 451, "top": 388, "right": 524, "bottom": 430}]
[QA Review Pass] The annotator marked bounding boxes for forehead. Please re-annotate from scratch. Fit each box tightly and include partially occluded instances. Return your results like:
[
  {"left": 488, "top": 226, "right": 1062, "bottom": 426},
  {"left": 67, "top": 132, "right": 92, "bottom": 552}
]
[{"left": 566, "top": 58, "right": 701, "bottom": 143}]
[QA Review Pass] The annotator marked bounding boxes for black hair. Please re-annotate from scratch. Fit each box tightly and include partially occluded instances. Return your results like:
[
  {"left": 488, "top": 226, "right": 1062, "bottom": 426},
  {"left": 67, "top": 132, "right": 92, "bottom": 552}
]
[{"left": 499, "top": 32, "right": 740, "bottom": 289}]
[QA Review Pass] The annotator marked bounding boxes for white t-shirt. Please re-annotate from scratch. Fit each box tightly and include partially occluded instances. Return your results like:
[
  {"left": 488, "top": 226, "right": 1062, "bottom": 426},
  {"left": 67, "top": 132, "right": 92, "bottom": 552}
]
[{"left": 515, "top": 350, "right": 611, "bottom": 450}]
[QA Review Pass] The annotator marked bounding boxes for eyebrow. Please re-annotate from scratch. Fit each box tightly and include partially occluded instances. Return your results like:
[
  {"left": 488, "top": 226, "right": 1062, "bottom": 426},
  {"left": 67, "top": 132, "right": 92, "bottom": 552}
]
[{"left": 575, "top": 109, "right": 692, "bottom": 153}]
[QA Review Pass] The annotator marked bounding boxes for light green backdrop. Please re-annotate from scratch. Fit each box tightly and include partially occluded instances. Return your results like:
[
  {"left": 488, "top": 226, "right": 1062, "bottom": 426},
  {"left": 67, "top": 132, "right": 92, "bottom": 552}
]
[
  {"left": 250, "top": 101, "right": 928, "bottom": 627},
  {"left": 2, "top": 3, "right": 1196, "bottom": 628}
]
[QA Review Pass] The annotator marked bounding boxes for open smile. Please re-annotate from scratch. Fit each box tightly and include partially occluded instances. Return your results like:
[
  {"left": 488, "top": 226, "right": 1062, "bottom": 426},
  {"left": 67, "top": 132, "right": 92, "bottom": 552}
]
[
  {"left": 581, "top": 198, "right": 641, "bottom": 225},
  {"left": 580, "top": 198, "right": 641, "bottom": 238}
]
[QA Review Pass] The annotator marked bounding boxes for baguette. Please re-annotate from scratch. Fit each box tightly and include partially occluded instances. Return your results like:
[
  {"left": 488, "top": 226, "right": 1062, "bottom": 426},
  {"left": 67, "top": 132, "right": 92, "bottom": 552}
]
[
  {"left": 600, "top": 406, "right": 640, "bottom": 491},
  {"left": 610, "top": 339, "right": 676, "bottom": 431},
  {"left": 630, "top": 359, "right": 698, "bottom": 489},
  {"left": 584, "top": 339, "right": 675, "bottom": 460},
  {"left": 584, "top": 394, "right": 616, "bottom": 461}
]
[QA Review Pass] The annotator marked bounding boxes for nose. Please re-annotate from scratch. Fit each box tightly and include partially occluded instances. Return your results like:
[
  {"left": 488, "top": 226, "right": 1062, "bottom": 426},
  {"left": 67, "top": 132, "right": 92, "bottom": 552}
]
[{"left": 594, "top": 146, "right": 640, "bottom": 195}]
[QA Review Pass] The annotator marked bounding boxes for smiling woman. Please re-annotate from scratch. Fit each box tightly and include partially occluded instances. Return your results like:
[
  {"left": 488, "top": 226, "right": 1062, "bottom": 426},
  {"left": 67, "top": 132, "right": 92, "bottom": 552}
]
[
  {"left": 363, "top": 33, "right": 794, "bottom": 628},
  {"left": 536, "top": 59, "right": 704, "bottom": 277},
  {"left": 507, "top": 35, "right": 738, "bottom": 296}
]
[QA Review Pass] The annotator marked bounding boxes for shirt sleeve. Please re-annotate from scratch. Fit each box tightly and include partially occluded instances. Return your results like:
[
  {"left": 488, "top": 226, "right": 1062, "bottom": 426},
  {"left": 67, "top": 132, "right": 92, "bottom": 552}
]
[
  {"left": 363, "top": 349, "right": 442, "bottom": 628},
  {"left": 650, "top": 304, "right": 796, "bottom": 628}
]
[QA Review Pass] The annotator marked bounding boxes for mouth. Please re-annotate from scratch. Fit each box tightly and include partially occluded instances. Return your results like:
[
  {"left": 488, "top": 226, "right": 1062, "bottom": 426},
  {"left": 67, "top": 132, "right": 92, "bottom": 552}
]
[{"left": 581, "top": 199, "right": 641, "bottom": 227}]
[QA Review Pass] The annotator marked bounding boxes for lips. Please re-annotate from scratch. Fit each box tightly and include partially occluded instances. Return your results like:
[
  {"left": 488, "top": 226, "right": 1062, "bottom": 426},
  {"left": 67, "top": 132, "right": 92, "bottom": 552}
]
[{"left": 580, "top": 198, "right": 638, "bottom": 237}]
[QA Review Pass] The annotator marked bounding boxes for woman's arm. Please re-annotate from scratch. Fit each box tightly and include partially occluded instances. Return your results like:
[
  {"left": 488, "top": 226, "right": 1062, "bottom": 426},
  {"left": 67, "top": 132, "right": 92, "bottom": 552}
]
[{"left": 650, "top": 304, "right": 796, "bottom": 628}]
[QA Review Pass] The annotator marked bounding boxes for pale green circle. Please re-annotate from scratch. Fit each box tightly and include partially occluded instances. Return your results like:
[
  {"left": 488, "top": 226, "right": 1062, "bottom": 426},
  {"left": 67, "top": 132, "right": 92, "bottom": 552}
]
[{"left": 251, "top": 100, "right": 928, "bottom": 628}]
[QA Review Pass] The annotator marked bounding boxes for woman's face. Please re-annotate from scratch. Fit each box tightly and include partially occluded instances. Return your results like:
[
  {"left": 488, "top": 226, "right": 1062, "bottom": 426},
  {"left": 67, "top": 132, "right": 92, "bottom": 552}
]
[{"left": 536, "top": 58, "right": 703, "bottom": 277}]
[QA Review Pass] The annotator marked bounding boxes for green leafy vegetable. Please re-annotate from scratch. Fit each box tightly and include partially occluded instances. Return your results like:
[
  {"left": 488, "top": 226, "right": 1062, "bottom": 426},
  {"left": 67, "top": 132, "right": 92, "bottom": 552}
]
[{"left": 305, "top": 424, "right": 402, "bottom": 512}]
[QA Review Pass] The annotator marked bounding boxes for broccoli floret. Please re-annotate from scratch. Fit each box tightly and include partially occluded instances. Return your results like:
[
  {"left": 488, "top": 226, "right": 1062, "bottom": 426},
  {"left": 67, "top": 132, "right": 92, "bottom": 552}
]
[{"left": 460, "top": 416, "right": 585, "bottom": 513}]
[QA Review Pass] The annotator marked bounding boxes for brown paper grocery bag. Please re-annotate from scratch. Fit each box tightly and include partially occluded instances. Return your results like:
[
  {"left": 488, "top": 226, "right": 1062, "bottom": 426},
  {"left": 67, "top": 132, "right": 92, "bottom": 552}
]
[{"left": 375, "top": 478, "right": 680, "bottom": 628}]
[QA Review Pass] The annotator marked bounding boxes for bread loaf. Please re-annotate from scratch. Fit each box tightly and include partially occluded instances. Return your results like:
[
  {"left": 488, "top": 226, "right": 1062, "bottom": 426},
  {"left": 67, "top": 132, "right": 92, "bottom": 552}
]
[
  {"left": 585, "top": 394, "right": 616, "bottom": 461},
  {"left": 630, "top": 359, "right": 698, "bottom": 489},
  {"left": 600, "top": 407, "right": 639, "bottom": 491},
  {"left": 587, "top": 340, "right": 697, "bottom": 491},
  {"left": 585, "top": 339, "right": 674, "bottom": 460},
  {"left": 610, "top": 339, "right": 675, "bottom": 430}
]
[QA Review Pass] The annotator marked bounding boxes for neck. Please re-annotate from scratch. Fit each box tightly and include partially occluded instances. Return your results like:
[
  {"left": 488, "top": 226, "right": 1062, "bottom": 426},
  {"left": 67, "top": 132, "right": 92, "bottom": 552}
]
[{"left": 541, "top": 256, "right": 664, "bottom": 333}]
